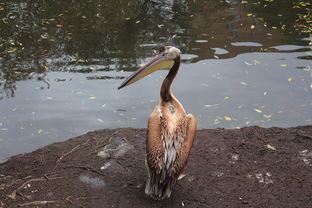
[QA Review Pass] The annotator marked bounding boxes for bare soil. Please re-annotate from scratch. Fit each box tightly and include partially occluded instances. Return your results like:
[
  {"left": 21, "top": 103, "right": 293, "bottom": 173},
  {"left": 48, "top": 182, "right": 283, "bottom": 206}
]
[{"left": 0, "top": 126, "right": 312, "bottom": 208}]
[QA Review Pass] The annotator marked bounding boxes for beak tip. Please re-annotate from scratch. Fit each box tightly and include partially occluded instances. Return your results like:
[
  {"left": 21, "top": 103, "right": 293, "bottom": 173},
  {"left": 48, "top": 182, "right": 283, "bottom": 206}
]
[{"left": 117, "top": 84, "right": 124, "bottom": 90}]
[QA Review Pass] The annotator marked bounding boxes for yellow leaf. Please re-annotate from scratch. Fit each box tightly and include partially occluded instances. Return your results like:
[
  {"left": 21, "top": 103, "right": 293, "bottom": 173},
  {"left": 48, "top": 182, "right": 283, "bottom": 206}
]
[
  {"left": 266, "top": 144, "right": 276, "bottom": 151},
  {"left": 135, "top": 20, "right": 141, "bottom": 24},
  {"left": 280, "top": 64, "right": 287, "bottom": 67},
  {"left": 124, "top": 17, "right": 131, "bottom": 20},
  {"left": 254, "top": 109, "right": 262, "bottom": 113},
  {"left": 224, "top": 116, "right": 232, "bottom": 121},
  {"left": 288, "top": 77, "right": 292, "bottom": 82},
  {"left": 250, "top": 25, "right": 255, "bottom": 29},
  {"left": 247, "top": 13, "right": 253, "bottom": 16},
  {"left": 263, "top": 114, "right": 272, "bottom": 119},
  {"left": 224, "top": 96, "right": 230, "bottom": 100}
]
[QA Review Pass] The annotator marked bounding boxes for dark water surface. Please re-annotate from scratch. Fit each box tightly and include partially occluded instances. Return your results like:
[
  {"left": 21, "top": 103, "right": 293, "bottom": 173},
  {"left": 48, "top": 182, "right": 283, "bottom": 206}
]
[{"left": 0, "top": 0, "right": 311, "bottom": 160}]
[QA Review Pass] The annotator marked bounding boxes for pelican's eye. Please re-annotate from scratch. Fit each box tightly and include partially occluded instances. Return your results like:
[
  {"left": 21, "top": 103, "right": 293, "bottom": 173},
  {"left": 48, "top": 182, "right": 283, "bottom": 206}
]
[{"left": 157, "top": 47, "right": 165, "bottom": 54}]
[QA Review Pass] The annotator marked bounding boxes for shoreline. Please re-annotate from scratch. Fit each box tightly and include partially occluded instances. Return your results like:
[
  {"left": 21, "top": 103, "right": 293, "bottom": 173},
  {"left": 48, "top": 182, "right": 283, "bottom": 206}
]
[{"left": 1, "top": 125, "right": 311, "bottom": 208}]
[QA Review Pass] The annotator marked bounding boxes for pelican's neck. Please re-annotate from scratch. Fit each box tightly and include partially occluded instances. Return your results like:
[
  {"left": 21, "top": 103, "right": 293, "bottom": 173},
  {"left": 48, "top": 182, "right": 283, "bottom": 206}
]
[{"left": 160, "top": 56, "right": 181, "bottom": 102}]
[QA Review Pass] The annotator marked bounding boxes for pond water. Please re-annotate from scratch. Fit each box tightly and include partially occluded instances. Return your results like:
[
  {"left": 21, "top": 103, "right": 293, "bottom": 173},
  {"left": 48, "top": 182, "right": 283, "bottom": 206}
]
[{"left": 0, "top": 0, "right": 311, "bottom": 160}]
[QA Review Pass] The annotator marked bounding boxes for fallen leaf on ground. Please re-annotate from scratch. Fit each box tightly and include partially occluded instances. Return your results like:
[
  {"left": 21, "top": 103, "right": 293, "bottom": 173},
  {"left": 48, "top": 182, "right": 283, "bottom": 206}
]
[{"left": 266, "top": 144, "right": 276, "bottom": 151}]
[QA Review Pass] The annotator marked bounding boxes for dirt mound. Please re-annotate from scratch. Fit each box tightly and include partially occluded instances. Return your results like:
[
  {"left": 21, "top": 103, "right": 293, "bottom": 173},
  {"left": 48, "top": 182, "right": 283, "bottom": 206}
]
[{"left": 1, "top": 126, "right": 312, "bottom": 208}]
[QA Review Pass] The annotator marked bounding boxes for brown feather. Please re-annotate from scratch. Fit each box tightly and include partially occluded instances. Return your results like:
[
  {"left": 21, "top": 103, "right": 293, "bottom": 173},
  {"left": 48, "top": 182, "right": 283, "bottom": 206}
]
[{"left": 145, "top": 96, "right": 196, "bottom": 200}]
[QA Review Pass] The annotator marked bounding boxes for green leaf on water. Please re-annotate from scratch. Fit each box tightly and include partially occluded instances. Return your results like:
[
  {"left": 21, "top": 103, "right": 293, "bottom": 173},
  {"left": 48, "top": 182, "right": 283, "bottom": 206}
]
[
  {"left": 280, "top": 64, "right": 287, "bottom": 67},
  {"left": 7, "top": 48, "right": 17, "bottom": 53}
]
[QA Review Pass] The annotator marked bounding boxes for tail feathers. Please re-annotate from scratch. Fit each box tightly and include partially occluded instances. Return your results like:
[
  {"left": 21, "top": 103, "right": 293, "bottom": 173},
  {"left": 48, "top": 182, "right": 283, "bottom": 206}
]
[{"left": 145, "top": 169, "right": 176, "bottom": 200}]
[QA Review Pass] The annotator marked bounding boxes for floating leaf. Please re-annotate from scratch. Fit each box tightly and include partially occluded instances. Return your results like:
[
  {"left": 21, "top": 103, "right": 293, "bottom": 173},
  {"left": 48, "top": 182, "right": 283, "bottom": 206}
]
[
  {"left": 204, "top": 104, "right": 220, "bottom": 108},
  {"left": 157, "top": 24, "right": 164, "bottom": 28},
  {"left": 46, "top": 96, "right": 53, "bottom": 100},
  {"left": 88, "top": 96, "right": 96, "bottom": 100},
  {"left": 201, "top": 83, "right": 208, "bottom": 87},
  {"left": 97, "top": 118, "right": 104, "bottom": 123},
  {"left": 224, "top": 96, "right": 230, "bottom": 100},
  {"left": 240, "top": 82, "right": 248, "bottom": 85},
  {"left": 247, "top": 13, "right": 253, "bottom": 16},
  {"left": 7, "top": 48, "right": 17, "bottom": 53},
  {"left": 280, "top": 64, "right": 287, "bottom": 67},
  {"left": 250, "top": 25, "right": 255, "bottom": 29},
  {"left": 254, "top": 59, "right": 260, "bottom": 64},
  {"left": 37, "top": 129, "right": 43, "bottom": 134},
  {"left": 124, "top": 17, "right": 131, "bottom": 20},
  {"left": 135, "top": 20, "right": 141, "bottom": 24},
  {"left": 266, "top": 144, "right": 276, "bottom": 151},
  {"left": 288, "top": 77, "right": 292, "bottom": 82},
  {"left": 224, "top": 116, "right": 232, "bottom": 121},
  {"left": 172, "top": 34, "right": 177, "bottom": 38},
  {"left": 263, "top": 114, "right": 272, "bottom": 119},
  {"left": 40, "top": 33, "right": 49, "bottom": 39},
  {"left": 254, "top": 109, "right": 262, "bottom": 113},
  {"left": 56, "top": 24, "right": 63, "bottom": 28}
]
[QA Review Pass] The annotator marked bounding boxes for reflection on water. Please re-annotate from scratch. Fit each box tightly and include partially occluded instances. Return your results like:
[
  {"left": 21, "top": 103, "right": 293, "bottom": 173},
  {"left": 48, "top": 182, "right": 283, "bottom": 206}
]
[{"left": 0, "top": 0, "right": 311, "bottom": 160}]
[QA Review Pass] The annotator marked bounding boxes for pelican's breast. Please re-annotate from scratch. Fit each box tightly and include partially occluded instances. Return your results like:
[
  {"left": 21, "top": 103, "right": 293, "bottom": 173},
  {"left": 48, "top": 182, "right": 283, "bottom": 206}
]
[{"left": 158, "top": 102, "right": 187, "bottom": 174}]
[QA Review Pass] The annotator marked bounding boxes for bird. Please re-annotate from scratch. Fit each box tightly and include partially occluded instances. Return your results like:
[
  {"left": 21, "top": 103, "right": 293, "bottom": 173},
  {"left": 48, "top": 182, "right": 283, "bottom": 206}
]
[{"left": 118, "top": 46, "right": 196, "bottom": 200}]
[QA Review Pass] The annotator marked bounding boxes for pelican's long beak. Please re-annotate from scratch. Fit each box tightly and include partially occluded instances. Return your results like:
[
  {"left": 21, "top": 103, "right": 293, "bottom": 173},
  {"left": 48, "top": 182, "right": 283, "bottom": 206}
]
[{"left": 118, "top": 54, "right": 174, "bottom": 90}]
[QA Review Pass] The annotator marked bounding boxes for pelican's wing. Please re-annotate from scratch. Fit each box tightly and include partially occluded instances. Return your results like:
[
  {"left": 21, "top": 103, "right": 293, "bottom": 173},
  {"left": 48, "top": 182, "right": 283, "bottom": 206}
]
[
  {"left": 173, "top": 114, "right": 197, "bottom": 177},
  {"left": 146, "top": 108, "right": 164, "bottom": 172}
]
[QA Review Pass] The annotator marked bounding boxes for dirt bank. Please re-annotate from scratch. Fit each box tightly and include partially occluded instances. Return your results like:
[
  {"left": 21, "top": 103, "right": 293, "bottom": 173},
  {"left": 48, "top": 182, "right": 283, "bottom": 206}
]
[{"left": 0, "top": 126, "right": 312, "bottom": 208}]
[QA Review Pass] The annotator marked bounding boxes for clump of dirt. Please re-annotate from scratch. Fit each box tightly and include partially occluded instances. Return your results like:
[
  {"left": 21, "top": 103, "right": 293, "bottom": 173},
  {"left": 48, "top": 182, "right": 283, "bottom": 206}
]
[{"left": 0, "top": 126, "right": 312, "bottom": 208}]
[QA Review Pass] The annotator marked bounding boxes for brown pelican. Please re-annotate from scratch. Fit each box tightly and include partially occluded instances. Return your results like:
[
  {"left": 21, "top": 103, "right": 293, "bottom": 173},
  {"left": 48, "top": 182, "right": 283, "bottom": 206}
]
[{"left": 118, "top": 46, "right": 196, "bottom": 200}]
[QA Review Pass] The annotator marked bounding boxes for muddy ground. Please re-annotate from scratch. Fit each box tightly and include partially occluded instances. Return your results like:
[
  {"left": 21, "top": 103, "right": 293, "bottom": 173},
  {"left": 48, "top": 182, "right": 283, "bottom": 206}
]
[{"left": 0, "top": 126, "right": 312, "bottom": 208}]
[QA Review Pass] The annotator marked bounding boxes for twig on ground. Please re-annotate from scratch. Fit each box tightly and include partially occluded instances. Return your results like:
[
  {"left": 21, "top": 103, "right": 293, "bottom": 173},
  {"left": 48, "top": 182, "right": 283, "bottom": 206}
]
[
  {"left": 17, "top": 200, "right": 60, "bottom": 207},
  {"left": 55, "top": 138, "right": 96, "bottom": 167},
  {"left": 8, "top": 175, "right": 62, "bottom": 199},
  {"left": 90, "top": 130, "right": 119, "bottom": 155}
]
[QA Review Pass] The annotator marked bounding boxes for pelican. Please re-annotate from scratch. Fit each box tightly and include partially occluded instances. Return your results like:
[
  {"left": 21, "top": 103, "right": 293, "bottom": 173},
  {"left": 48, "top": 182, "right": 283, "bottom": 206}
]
[{"left": 118, "top": 46, "right": 196, "bottom": 200}]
